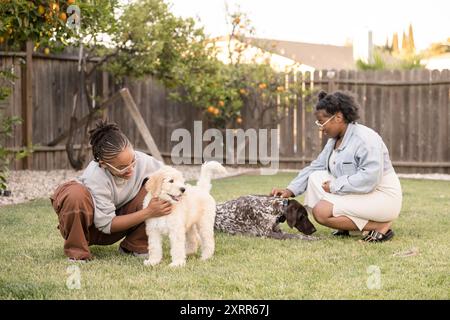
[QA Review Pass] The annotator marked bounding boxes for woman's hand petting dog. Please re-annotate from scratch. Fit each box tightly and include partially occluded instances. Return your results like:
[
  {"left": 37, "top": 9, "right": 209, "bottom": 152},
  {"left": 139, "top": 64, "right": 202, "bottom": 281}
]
[
  {"left": 270, "top": 188, "right": 294, "bottom": 198},
  {"left": 144, "top": 197, "right": 173, "bottom": 219}
]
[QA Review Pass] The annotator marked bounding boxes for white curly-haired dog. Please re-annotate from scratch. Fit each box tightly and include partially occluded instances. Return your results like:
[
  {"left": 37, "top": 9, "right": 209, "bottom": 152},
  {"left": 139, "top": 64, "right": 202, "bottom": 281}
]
[{"left": 142, "top": 161, "right": 226, "bottom": 267}]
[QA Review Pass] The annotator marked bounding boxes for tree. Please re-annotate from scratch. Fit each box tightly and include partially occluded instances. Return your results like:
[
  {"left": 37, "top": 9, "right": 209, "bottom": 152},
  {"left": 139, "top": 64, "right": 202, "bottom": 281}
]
[
  {"left": 401, "top": 31, "right": 408, "bottom": 53},
  {"left": 392, "top": 32, "right": 399, "bottom": 54},
  {"left": 0, "top": 1, "right": 118, "bottom": 53},
  {"left": 407, "top": 23, "right": 415, "bottom": 53},
  {"left": 0, "top": 69, "right": 32, "bottom": 192},
  {"left": 189, "top": 9, "right": 304, "bottom": 130},
  {"left": 2, "top": 0, "right": 220, "bottom": 169},
  {"left": 1, "top": 0, "right": 120, "bottom": 170}
]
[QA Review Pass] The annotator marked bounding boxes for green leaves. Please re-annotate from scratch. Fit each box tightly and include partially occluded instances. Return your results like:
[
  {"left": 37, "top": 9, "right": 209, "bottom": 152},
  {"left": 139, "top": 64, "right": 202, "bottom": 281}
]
[
  {"left": 0, "top": 0, "right": 117, "bottom": 53},
  {"left": 0, "top": 68, "right": 32, "bottom": 191}
]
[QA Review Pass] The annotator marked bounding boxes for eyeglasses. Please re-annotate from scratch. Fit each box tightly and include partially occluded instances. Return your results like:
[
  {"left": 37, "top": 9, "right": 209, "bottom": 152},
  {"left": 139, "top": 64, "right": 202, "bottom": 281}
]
[
  {"left": 315, "top": 115, "right": 335, "bottom": 129},
  {"left": 103, "top": 154, "right": 137, "bottom": 175}
]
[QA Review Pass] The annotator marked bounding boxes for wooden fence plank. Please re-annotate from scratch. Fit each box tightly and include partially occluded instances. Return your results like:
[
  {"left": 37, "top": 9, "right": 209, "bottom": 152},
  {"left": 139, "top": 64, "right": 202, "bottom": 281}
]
[
  {"left": 295, "top": 72, "right": 304, "bottom": 159},
  {"left": 390, "top": 70, "right": 402, "bottom": 161},
  {"left": 419, "top": 69, "right": 431, "bottom": 163},
  {"left": 409, "top": 69, "right": 420, "bottom": 163},
  {"left": 443, "top": 70, "right": 450, "bottom": 164},
  {"left": 430, "top": 70, "right": 447, "bottom": 161},
  {"left": 285, "top": 72, "right": 295, "bottom": 159},
  {"left": 379, "top": 70, "right": 392, "bottom": 151},
  {"left": 21, "top": 41, "right": 33, "bottom": 169},
  {"left": 120, "top": 88, "right": 164, "bottom": 163}
]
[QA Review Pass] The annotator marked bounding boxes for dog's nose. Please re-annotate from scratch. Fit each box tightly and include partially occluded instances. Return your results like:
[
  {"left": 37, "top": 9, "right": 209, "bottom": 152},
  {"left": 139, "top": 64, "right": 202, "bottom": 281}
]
[{"left": 180, "top": 187, "right": 186, "bottom": 193}]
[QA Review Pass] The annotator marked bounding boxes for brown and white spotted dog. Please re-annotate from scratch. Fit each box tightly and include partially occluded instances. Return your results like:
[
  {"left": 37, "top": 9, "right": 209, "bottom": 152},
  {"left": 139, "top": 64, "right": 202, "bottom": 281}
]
[{"left": 214, "top": 195, "right": 318, "bottom": 240}]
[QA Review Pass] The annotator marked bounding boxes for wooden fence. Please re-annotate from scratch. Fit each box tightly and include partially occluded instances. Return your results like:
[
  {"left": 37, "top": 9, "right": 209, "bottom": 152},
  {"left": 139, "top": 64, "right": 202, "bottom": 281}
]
[
  {"left": 277, "top": 69, "right": 450, "bottom": 173},
  {"left": 1, "top": 51, "right": 449, "bottom": 173}
]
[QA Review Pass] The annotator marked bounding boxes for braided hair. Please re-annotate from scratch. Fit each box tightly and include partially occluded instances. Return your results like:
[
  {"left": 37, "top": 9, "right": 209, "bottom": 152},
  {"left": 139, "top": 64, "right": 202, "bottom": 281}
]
[
  {"left": 88, "top": 120, "right": 131, "bottom": 163},
  {"left": 316, "top": 90, "right": 360, "bottom": 123}
]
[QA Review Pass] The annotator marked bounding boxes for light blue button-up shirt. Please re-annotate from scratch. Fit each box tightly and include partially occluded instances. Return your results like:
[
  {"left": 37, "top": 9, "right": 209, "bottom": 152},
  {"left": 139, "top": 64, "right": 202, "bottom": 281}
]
[{"left": 287, "top": 123, "right": 394, "bottom": 196}]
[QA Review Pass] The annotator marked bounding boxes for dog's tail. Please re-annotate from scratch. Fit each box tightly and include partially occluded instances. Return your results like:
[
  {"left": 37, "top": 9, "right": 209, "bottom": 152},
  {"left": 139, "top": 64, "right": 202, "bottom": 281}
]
[{"left": 197, "top": 161, "right": 227, "bottom": 192}]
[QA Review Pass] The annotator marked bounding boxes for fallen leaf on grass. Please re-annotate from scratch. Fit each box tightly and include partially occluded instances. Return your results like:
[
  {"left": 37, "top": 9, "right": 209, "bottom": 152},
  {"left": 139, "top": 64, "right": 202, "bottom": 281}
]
[{"left": 393, "top": 247, "right": 419, "bottom": 258}]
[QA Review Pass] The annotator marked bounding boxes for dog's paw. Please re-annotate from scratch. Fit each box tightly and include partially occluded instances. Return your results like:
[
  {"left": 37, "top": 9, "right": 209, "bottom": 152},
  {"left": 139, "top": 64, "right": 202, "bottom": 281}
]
[
  {"left": 169, "top": 260, "right": 186, "bottom": 268},
  {"left": 186, "top": 247, "right": 198, "bottom": 255},
  {"left": 200, "top": 253, "right": 214, "bottom": 261},
  {"left": 144, "top": 258, "right": 161, "bottom": 266}
]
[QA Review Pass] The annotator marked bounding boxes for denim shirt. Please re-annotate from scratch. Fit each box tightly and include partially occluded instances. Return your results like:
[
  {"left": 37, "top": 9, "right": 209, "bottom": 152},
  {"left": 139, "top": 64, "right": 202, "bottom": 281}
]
[{"left": 287, "top": 123, "right": 394, "bottom": 196}]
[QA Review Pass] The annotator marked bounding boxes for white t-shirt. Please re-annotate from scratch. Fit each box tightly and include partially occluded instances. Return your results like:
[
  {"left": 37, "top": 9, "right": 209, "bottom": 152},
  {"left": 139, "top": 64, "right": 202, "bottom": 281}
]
[{"left": 77, "top": 151, "right": 163, "bottom": 234}]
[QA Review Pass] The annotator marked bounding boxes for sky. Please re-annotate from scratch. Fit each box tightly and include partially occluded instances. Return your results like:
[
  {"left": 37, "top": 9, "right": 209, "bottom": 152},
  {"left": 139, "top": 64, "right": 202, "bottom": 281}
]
[{"left": 166, "top": 0, "right": 450, "bottom": 51}]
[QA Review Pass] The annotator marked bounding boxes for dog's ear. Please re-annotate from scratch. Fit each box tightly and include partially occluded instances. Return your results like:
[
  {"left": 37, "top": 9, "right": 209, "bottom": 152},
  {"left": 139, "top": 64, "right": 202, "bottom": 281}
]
[
  {"left": 294, "top": 207, "right": 317, "bottom": 235},
  {"left": 285, "top": 200, "right": 317, "bottom": 235},
  {"left": 145, "top": 171, "right": 164, "bottom": 197},
  {"left": 285, "top": 203, "right": 297, "bottom": 229}
]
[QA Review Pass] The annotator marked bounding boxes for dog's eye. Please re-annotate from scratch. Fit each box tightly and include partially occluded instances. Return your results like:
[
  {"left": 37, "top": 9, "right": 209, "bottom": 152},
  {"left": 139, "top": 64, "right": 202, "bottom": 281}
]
[{"left": 169, "top": 179, "right": 174, "bottom": 183}]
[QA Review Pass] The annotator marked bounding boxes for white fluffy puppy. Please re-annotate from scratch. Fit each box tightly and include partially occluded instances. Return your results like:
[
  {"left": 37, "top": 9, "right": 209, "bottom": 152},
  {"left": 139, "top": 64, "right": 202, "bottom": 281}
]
[{"left": 142, "top": 161, "right": 226, "bottom": 267}]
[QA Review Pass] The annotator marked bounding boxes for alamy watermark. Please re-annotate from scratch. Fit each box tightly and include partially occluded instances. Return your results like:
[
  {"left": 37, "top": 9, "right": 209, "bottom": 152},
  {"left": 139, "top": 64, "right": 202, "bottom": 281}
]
[
  {"left": 171, "top": 121, "right": 280, "bottom": 175},
  {"left": 66, "top": 5, "right": 81, "bottom": 31},
  {"left": 66, "top": 265, "right": 81, "bottom": 290},
  {"left": 366, "top": 265, "right": 381, "bottom": 290}
]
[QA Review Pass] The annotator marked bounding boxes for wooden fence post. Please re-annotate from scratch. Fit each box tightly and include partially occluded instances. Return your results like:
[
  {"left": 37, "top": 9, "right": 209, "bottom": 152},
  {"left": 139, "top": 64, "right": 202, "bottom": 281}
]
[
  {"left": 21, "top": 40, "right": 33, "bottom": 169},
  {"left": 119, "top": 88, "right": 164, "bottom": 163}
]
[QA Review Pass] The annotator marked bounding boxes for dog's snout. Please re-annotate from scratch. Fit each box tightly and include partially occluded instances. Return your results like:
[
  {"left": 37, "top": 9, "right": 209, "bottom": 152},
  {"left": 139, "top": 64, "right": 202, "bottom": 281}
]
[{"left": 180, "top": 187, "right": 186, "bottom": 193}]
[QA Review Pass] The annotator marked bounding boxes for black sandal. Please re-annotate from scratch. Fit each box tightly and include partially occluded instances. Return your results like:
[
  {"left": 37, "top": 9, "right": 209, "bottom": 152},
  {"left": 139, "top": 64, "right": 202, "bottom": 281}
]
[
  {"left": 332, "top": 230, "right": 350, "bottom": 237},
  {"left": 361, "top": 229, "right": 394, "bottom": 242}
]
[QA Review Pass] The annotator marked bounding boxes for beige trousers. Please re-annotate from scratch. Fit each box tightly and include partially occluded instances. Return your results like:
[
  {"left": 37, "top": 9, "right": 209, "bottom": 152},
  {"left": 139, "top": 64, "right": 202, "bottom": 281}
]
[{"left": 304, "top": 170, "right": 402, "bottom": 230}]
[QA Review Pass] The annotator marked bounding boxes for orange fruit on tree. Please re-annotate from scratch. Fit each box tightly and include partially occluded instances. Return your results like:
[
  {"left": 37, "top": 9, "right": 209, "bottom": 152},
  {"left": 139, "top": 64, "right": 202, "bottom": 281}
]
[
  {"left": 59, "top": 12, "right": 67, "bottom": 22},
  {"left": 236, "top": 117, "right": 243, "bottom": 124},
  {"left": 44, "top": 48, "right": 50, "bottom": 55},
  {"left": 218, "top": 100, "right": 225, "bottom": 107},
  {"left": 276, "top": 86, "right": 285, "bottom": 92},
  {"left": 207, "top": 106, "right": 215, "bottom": 114},
  {"left": 239, "top": 88, "right": 247, "bottom": 95},
  {"left": 259, "top": 83, "right": 267, "bottom": 89},
  {"left": 213, "top": 108, "right": 220, "bottom": 116},
  {"left": 67, "top": 0, "right": 76, "bottom": 4}
]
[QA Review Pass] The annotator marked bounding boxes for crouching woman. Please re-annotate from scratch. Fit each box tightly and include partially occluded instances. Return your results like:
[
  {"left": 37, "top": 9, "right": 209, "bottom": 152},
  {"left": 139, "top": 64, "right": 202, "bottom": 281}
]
[{"left": 271, "top": 91, "right": 402, "bottom": 242}]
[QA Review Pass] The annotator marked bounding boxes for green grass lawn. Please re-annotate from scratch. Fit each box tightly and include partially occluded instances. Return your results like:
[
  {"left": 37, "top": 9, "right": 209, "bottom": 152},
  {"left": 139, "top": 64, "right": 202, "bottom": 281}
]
[{"left": 0, "top": 173, "right": 449, "bottom": 299}]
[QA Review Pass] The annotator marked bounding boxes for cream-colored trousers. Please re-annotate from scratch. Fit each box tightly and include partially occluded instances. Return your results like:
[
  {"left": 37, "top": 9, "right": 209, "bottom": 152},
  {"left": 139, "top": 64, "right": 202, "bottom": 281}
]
[{"left": 304, "top": 170, "right": 403, "bottom": 230}]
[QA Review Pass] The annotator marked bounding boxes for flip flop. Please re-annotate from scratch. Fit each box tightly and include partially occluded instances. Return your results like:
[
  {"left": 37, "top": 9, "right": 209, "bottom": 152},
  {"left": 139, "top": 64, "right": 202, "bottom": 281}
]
[
  {"left": 332, "top": 230, "right": 350, "bottom": 237},
  {"left": 360, "top": 229, "right": 395, "bottom": 242}
]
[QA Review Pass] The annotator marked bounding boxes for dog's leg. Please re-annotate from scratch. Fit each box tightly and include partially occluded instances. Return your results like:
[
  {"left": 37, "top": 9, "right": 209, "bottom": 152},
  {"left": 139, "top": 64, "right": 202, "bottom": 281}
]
[
  {"left": 168, "top": 229, "right": 187, "bottom": 267},
  {"left": 144, "top": 230, "right": 163, "bottom": 266},
  {"left": 197, "top": 217, "right": 215, "bottom": 261},
  {"left": 186, "top": 225, "right": 199, "bottom": 255}
]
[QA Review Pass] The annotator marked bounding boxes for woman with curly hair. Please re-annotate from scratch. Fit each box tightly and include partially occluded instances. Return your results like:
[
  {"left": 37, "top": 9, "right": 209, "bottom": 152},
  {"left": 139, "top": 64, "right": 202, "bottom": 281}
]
[
  {"left": 271, "top": 91, "right": 402, "bottom": 242},
  {"left": 50, "top": 121, "right": 172, "bottom": 261}
]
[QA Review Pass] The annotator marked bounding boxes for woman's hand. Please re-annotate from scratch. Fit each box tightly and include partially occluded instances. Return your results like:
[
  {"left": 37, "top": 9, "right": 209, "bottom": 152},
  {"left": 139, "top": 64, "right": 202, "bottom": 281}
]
[
  {"left": 270, "top": 188, "right": 294, "bottom": 198},
  {"left": 322, "top": 181, "right": 331, "bottom": 193},
  {"left": 144, "top": 197, "right": 173, "bottom": 219}
]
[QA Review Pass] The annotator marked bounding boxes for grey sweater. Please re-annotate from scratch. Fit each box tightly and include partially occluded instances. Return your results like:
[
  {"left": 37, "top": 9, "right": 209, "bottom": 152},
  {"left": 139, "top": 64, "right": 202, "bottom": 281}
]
[{"left": 77, "top": 151, "right": 163, "bottom": 234}]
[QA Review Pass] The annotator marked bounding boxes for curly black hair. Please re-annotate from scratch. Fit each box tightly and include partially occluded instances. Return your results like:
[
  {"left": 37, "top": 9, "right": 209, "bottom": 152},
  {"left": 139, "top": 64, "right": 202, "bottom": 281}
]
[
  {"left": 88, "top": 120, "right": 131, "bottom": 163},
  {"left": 315, "top": 90, "right": 360, "bottom": 123}
]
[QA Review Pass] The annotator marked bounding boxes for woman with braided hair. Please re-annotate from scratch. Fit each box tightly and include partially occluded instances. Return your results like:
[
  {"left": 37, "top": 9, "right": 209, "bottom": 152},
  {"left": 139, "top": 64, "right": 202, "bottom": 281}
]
[
  {"left": 50, "top": 121, "right": 172, "bottom": 261},
  {"left": 271, "top": 91, "right": 402, "bottom": 242}
]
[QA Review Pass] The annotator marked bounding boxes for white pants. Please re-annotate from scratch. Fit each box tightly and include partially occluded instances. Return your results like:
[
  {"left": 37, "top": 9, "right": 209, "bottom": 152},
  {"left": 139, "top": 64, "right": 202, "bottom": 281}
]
[{"left": 304, "top": 170, "right": 403, "bottom": 230}]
